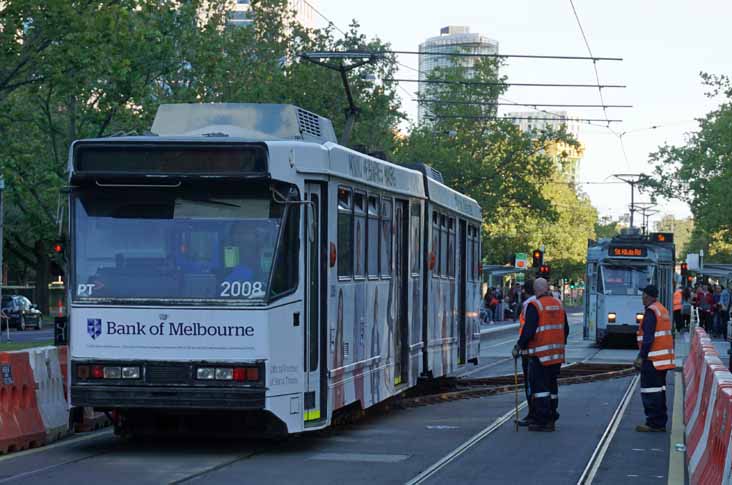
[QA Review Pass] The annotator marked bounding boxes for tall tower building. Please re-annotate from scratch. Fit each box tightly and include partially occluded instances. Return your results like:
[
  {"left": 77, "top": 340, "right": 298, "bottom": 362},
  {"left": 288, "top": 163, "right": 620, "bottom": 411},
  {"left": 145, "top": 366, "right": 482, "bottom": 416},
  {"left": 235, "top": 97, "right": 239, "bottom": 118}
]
[
  {"left": 506, "top": 110, "right": 584, "bottom": 182},
  {"left": 227, "top": 0, "right": 317, "bottom": 29},
  {"left": 417, "top": 26, "right": 499, "bottom": 124}
]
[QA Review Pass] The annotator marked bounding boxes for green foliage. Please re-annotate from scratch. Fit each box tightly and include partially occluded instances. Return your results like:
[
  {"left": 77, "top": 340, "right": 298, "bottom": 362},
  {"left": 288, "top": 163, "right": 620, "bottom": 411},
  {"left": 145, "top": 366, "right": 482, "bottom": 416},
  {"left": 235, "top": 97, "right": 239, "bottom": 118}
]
[
  {"left": 655, "top": 215, "right": 694, "bottom": 259},
  {"left": 393, "top": 57, "right": 597, "bottom": 281},
  {"left": 595, "top": 218, "right": 622, "bottom": 240},
  {"left": 0, "top": 0, "right": 402, "bottom": 282},
  {"left": 644, "top": 73, "right": 732, "bottom": 262}
]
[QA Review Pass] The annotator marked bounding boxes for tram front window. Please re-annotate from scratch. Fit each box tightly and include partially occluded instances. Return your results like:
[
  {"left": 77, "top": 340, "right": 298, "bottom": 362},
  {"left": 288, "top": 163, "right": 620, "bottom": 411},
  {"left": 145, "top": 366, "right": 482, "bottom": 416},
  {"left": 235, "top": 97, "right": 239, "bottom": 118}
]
[
  {"left": 601, "top": 266, "right": 653, "bottom": 296},
  {"left": 73, "top": 186, "right": 298, "bottom": 302}
]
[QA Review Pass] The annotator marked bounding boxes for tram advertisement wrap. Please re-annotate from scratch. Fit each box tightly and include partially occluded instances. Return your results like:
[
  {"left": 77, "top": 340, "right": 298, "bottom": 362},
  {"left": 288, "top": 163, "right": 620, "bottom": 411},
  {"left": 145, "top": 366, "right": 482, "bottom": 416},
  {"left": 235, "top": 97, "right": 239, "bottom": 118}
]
[{"left": 70, "top": 308, "right": 268, "bottom": 361}]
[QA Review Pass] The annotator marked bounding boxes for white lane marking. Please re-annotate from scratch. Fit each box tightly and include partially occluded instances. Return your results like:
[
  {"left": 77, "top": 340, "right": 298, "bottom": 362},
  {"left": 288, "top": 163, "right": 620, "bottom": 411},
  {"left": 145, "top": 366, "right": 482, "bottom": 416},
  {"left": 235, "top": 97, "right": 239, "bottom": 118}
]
[
  {"left": 576, "top": 375, "right": 639, "bottom": 485},
  {"left": 0, "top": 429, "right": 113, "bottom": 463},
  {"left": 405, "top": 401, "right": 528, "bottom": 485},
  {"left": 482, "top": 338, "right": 515, "bottom": 349}
]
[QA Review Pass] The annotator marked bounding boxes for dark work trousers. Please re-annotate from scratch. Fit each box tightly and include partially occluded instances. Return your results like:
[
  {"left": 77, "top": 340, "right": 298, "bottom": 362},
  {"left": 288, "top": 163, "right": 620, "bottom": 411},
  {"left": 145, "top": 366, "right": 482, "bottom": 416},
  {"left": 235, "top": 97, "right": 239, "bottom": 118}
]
[
  {"left": 640, "top": 359, "right": 668, "bottom": 429},
  {"left": 673, "top": 310, "right": 682, "bottom": 332},
  {"left": 521, "top": 355, "right": 534, "bottom": 418},
  {"left": 528, "top": 357, "right": 558, "bottom": 425},
  {"left": 549, "top": 363, "right": 561, "bottom": 421}
]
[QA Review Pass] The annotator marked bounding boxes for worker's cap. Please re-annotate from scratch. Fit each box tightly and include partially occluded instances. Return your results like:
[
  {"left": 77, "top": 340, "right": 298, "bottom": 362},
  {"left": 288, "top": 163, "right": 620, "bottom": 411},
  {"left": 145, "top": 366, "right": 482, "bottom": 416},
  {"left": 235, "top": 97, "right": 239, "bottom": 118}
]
[{"left": 641, "top": 285, "right": 659, "bottom": 298}]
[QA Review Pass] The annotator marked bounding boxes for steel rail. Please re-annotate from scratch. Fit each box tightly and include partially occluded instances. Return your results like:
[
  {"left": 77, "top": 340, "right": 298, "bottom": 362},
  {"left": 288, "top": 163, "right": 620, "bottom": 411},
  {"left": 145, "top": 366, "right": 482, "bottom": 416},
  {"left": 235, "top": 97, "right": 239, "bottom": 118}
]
[
  {"left": 404, "top": 401, "right": 528, "bottom": 485},
  {"left": 576, "top": 374, "right": 639, "bottom": 485}
]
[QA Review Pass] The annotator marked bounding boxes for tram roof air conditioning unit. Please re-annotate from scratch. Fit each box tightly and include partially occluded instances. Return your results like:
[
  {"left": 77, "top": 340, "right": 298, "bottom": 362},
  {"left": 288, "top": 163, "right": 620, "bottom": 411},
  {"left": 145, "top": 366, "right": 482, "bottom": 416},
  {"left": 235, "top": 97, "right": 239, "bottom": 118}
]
[{"left": 151, "top": 103, "right": 338, "bottom": 144}]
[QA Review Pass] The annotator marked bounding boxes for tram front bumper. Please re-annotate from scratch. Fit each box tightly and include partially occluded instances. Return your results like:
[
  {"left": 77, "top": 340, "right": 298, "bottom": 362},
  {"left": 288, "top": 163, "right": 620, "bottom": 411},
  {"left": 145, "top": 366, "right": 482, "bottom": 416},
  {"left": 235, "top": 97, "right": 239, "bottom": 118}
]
[
  {"left": 606, "top": 323, "right": 638, "bottom": 335},
  {"left": 72, "top": 385, "right": 266, "bottom": 410}
]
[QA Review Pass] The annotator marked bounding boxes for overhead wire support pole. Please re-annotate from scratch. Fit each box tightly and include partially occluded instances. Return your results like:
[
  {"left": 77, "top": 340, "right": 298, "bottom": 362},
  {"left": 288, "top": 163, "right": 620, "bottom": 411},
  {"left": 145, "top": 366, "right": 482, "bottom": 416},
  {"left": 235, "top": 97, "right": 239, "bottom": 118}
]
[
  {"left": 300, "top": 51, "right": 378, "bottom": 147},
  {"left": 612, "top": 174, "right": 646, "bottom": 229}
]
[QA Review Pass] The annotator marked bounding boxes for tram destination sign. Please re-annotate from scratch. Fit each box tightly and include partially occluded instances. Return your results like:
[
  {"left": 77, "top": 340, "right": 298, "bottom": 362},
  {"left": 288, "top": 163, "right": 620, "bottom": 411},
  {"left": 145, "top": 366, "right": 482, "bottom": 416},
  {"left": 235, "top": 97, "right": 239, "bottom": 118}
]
[
  {"left": 73, "top": 142, "right": 268, "bottom": 175},
  {"left": 608, "top": 245, "right": 648, "bottom": 258}
]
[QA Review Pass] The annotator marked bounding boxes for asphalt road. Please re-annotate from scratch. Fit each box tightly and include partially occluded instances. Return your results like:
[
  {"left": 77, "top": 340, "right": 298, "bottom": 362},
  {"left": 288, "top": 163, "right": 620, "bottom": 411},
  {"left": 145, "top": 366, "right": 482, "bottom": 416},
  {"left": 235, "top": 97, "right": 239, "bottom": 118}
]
[
  {"left": 0, "top": 327, "right": 54, "bottom": 344},
  {"left": 0, "top": 313, "right": 675, "bottom": 485}
]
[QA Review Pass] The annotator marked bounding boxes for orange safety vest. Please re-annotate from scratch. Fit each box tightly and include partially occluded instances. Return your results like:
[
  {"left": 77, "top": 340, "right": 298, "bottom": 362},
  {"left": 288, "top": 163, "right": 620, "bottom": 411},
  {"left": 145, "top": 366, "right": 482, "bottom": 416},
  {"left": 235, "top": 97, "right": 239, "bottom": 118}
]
[
  {"left": 636, "top": 301, "right": 675, "bottom": 370},
  {"left": 526, "top": 296, "right": 566, "bottom": 366},
  {"left": 672, "top": 290, "right": 683, "bottom": 311},
  {"left": 518, "top": 296, "right": 535, "bottom": 336}
]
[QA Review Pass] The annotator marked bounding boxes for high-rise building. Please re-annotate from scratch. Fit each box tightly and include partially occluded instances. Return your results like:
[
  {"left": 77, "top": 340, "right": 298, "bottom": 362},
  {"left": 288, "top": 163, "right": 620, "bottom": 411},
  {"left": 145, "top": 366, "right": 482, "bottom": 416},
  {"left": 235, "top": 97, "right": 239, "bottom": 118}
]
[
  {"left": 506, "top": 110, "right": 584, "bottom": 182},
  {"left": 227, "top": 0, "right": 317, "bottom": 29},
  {"left": 417, "top": 26, "right": 499, "bottom": 124}
]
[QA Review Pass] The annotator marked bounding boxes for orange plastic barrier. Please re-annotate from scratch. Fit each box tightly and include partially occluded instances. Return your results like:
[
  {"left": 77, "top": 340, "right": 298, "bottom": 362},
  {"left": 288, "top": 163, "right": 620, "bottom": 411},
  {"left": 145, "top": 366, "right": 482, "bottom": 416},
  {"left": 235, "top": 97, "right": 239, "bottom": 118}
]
[
  {"left": 693, "top": 386, "right": 732, "bottom": 484},
  {"left": 0, "top": 352, "right": 46, "bottom": 453}
]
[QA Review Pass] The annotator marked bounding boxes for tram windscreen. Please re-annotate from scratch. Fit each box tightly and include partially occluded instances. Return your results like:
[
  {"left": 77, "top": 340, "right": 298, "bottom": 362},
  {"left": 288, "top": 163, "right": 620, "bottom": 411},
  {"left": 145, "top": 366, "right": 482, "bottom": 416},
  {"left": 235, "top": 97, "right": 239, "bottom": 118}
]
[
  {"left": 72, "top": 186, "right": 299, "bottom": 302},
  {"left": 601, "top": 266, "right": 653, "bottom": 296}
]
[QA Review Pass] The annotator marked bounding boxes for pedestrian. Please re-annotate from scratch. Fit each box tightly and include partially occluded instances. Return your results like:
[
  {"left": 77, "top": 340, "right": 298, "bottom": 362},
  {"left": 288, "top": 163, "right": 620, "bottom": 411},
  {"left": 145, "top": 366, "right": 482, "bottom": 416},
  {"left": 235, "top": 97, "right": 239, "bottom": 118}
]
[
  {"left": 514, "top": 280, "right": 536, "bottom": 426},
  {"left": 513, "top": 278, "right": 569, "bottom": 432},
  {"left": 634, "top": 285, "right": 675, "bottom": 432},
  {"left": 672, "top": 286, "right": 683, "bottom": 332},
  {"left": 681, "top": 287, "right": 692, "bottom": 331},
  {"left": 721, "top": 285, "right": 730, "bottom": 341}
]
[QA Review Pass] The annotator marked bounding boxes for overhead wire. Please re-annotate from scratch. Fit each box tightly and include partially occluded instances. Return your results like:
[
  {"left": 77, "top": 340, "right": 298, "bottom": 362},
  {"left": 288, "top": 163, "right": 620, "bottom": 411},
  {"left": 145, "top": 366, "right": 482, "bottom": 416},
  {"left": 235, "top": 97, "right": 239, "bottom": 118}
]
[{"left": 302, "top": 0, "right": 347, "bottom": 37}]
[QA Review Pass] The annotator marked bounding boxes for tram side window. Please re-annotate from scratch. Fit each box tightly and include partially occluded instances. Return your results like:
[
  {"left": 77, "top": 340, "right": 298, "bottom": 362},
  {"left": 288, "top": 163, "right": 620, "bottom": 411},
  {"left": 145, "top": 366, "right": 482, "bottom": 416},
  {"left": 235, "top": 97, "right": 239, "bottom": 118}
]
[
  {"left": 380, "top": 198, "right": 393, "bottom": 277},
  {"left": 432, "top": 211, "right": 440, "bottom": 278},
  {"left": 337, "top": 187, "right": 353, "bottom": 278},
  {"left": 466, "top": 226, "right": 473, "bottom": 282},
  {"left": 270, "top": 205, "right": 300, "bottom": 297},
  {"left": 439, "top": 214, "right": 447, "bottom": 277},
  {"left": 472, "top": 225, "right": 480, "bottom": 281},
  {"left": 410, "top": 203, "right": 421, "bottom": 276},
  {"left": 353, "top": 191, "right": 366, "bottom": 279},
  {"left": 367, "top": 195, "right": 380, "bottom": 278},
  {"left": 447, "top": 217, "right": 455, "bottom": 278}
]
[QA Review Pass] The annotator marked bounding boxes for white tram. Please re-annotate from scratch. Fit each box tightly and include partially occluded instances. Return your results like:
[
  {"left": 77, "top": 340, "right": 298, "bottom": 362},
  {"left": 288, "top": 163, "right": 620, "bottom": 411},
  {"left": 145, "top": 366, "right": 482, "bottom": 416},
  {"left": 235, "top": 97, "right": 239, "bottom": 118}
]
[
  {"left": 67, "top": 104, "right": 483, "bottom": 435},
  {"left": 583, "top": 230, "right": 675, "bottom": 346}
]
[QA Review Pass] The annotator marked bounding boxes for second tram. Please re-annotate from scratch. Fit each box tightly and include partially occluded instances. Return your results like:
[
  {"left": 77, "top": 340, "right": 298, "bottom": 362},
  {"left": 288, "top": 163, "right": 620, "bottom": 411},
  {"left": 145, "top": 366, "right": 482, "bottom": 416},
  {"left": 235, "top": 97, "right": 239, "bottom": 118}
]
[{"left": 583, "top": 230, "right": 675, "bottom": 345}]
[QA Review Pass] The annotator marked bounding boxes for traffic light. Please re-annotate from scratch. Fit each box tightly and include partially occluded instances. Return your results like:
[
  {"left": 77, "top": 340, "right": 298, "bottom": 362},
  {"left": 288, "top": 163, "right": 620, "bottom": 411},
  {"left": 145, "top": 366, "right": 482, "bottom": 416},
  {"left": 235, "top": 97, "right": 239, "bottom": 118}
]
[
  {"left": 532, "top": 249, "right": 543, "bottom": 268},
  {"left": 538, "top": 264, "right": 550, "bottom": 277},
  {"left": 680, "top": 262, "right": 688, "bottom": 283},
  {"left": 52, "top": 240, "right": 64, "bottom": 256}
]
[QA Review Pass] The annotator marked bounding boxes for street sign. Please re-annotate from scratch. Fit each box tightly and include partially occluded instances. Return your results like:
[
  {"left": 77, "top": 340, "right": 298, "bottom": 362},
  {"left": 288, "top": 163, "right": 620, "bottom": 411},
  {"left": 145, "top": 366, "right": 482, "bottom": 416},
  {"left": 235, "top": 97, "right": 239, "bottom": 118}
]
[{"left": 515, "top": 252, "right": 528, "bottom": 270}]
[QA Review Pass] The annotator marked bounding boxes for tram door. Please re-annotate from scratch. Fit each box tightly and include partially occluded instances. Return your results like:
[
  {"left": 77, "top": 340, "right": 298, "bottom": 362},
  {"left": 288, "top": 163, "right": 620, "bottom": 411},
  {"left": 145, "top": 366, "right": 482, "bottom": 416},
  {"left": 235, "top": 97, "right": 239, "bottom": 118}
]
[
  {"left": 304, "top": 183, "right": 324, "bottom": 424},
  {"left": 394, "top": 200, "right": 409, "bottom": 385},
  {"left": 458, "top": 220, "right": 467, "bottom": 364}
]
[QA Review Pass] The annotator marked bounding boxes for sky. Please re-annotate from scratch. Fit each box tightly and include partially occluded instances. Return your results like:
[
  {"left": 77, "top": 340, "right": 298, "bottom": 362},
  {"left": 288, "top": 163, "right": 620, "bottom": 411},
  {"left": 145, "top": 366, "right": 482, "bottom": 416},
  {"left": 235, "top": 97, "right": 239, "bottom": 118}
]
[{"left": 311, "top": 0, "right": 732, "bottom": 226}]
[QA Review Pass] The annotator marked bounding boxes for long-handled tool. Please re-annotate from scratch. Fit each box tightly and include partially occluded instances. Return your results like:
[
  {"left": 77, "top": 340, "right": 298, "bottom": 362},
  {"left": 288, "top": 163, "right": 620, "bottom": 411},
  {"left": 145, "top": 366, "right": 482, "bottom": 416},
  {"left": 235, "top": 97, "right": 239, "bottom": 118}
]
[{"left": 514, "top": 356, "right": 519, "bottom": 432}]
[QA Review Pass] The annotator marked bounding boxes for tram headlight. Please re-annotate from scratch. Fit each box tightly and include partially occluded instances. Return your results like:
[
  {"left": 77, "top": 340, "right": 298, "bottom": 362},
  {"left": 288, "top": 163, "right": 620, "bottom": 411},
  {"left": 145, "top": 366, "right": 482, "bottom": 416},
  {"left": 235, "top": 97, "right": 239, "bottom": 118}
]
[
  {"left": 636, "top": 313, "right": 644, "bottom": 323},
  {"left": 196, "top": 367, "right": 216, "bottom": 380},
  {"left": 103, "top": 366, "right": 122, "bottom": 379},
  {"left": 215, "top": 368, "right": 234, "bottom": 380},
  {"left": 121, "top": 367, "right": 140, "bottom": 379},
  {"left": 607, "top": 312, "right": 617, "bottom": 323}
]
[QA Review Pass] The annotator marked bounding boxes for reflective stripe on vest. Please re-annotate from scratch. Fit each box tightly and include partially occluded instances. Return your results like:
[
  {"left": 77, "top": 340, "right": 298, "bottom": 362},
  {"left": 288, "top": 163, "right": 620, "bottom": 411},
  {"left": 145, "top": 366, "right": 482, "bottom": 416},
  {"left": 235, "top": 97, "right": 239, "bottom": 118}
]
[
  {"left": 637, "top": 301, "right": 675, "bottom": 370},
  {"left": 527, "top": 296, "right": 566, "bottom": 366},
  {"left": 640, "top": 386, "right": 666, "bottom": 393}
]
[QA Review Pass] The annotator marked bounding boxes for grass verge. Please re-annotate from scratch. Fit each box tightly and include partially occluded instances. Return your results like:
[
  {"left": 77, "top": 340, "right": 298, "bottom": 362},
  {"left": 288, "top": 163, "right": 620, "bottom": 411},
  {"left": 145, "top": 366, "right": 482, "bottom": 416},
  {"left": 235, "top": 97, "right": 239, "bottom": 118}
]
[{"left": 0, "top": 340, "right": 55, "bottom": 351}]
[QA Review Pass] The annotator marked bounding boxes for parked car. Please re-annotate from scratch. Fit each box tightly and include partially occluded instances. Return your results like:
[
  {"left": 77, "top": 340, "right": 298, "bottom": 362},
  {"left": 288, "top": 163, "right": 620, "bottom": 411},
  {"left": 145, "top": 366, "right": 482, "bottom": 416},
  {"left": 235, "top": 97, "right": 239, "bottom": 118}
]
[{"left": 1, "top": 295, "right": 43, "bottom": 330}]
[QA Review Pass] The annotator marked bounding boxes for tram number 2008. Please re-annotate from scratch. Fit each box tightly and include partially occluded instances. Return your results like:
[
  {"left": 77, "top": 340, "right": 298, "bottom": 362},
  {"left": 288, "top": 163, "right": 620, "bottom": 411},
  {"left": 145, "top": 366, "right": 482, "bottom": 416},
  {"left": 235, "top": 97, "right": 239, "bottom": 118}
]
[{"left": 220, "top": 281, "right": 263, "bottom": 297}]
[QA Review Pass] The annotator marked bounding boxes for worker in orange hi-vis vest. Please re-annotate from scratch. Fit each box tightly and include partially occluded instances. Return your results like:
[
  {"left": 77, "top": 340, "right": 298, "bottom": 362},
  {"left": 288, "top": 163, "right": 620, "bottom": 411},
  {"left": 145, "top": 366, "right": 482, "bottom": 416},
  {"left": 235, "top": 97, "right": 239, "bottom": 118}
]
[
  {"left": 672, "top": 286, "right": 683, "bottom": 332},
  {"left": 513, "top": 278, "right": 569, "bottom": 432},
  {"left": 634, "top": 285, "right": 675, "bottom": 432},
  {"left": 515, "top": 280, "right": 536, "bottom": 426}
]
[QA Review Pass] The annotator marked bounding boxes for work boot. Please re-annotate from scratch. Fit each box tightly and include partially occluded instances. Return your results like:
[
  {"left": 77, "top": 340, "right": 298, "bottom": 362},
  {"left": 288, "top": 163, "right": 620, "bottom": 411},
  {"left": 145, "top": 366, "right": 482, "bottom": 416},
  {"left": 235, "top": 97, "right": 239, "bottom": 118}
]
[
  {"left": 635, "top": 424, "right": 666, "bottom": 432},
  {"left": 516, "top": 415, "right": 535, "bottom": 427},
  {"left": 528, "top": 422, "right": 555, "bottom": 432}
]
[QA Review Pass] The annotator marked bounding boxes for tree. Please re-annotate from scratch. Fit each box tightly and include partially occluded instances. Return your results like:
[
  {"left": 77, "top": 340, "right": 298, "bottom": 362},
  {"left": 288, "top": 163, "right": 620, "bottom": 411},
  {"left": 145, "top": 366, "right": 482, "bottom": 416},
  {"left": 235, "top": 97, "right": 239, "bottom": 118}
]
[
  {"left": 643, "top": 73, "right": 732, "bottom": 262},
  {"left": 0, "top": 0, "right": 403, "bottom": 285},
  {"left": 393, "top": 55, "right": 597, "bottom": 281},
  {"left": 655, "top": 215, "right": 693, "bottom": 259}
]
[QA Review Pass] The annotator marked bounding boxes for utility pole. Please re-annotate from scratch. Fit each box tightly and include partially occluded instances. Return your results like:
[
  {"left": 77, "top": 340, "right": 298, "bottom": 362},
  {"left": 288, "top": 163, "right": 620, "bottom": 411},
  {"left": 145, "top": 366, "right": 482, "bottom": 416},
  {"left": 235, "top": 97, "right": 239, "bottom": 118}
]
[
  {"left": 612, "top": 174, "right": 645, "bottom": 228},
  {"left": 637, "top": 206, "right": 659, "bottom": 235},
  {"left": 301, "top": 51, "right": 379, "bottom": 148}
]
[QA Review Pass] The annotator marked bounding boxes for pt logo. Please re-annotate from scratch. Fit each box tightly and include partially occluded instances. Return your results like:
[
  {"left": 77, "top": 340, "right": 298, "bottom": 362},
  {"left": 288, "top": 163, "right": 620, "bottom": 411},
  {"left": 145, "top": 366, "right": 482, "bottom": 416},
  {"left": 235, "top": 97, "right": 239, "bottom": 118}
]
[{"left": 87, "top": 318, "right": 102, "bottom": 340}]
